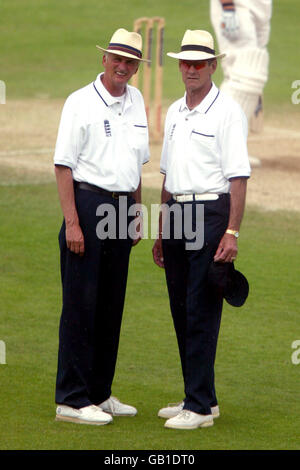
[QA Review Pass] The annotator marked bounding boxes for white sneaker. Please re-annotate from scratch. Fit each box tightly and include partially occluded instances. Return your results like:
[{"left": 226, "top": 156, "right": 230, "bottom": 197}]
[
  {"left": 165, "top": 410, "right": 214, "bottom": 430},
  {"left": 158, "top": 401, "right": 220, "bottom": 419},
  {"left": 55, "top": 404, "right": 113, "bottom": 425},
  {"left": 98, "top": 396, "right": 137, "bottom": 416},
  {"left": 158, "top": 401, "right": 184, "bottom": 418}
]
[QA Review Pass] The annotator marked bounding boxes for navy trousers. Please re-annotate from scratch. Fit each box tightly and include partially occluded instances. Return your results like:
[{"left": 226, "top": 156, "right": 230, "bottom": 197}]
[
  {"left": 162, "top": 194, "right": 230, "bottom": 415},
  {"left": 55, "top": 187, "right": 134, "bottom": 408}
]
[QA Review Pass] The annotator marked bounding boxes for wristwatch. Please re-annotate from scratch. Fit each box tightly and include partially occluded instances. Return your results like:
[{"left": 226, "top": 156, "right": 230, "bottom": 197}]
[{"left": 226, "top": 229, "right": 239, "bottom": 238}]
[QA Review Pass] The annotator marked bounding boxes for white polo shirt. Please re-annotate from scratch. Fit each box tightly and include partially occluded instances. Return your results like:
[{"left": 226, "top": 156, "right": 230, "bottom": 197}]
[
  {"left": 160, "top": 82, "right": 251, "bottom": 195},
  {"left": 54, "top": 73, "right": 150, "bottom": 192}
]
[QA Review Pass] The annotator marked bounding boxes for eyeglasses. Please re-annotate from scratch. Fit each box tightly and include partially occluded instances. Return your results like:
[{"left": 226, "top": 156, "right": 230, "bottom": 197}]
[{"left": 180, "top": 60, "right": 208, "bottom": 70}]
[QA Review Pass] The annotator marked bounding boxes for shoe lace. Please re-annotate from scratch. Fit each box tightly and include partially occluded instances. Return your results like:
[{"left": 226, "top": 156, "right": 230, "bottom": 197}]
[
  {"left": 176, "top": 410, "right": 191, "bottom": 420},
  {"left": 110, "top": 396, "right": 120, "bottom": 403},
  {"left": 90, "top": 405, "right": 100, "bottom": 413},
  {"left": 109, "top": 396, "right": 120, "bottom": 412}
]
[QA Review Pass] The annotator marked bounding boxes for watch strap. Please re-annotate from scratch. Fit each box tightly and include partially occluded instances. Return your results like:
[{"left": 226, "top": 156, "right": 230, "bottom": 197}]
[{"left": 226, "top": 229, "right": 239, "bottom": 238}]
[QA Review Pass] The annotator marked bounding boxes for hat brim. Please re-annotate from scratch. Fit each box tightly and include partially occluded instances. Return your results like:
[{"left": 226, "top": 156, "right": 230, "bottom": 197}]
[
  {"left": 96, "top": 45, "right": 150, "bottom": 63},
  {"left": 167, "top": 51, "right": 226, "bottom": 61},
  {"left": 224, "top": 269, "right": 249, "bottom": 307},
  {"left": 207, "top": 261, "right": 249, "bottom": 308}
]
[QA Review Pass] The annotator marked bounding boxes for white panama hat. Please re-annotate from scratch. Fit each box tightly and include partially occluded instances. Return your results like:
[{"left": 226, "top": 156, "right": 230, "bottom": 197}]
[
  {"left": 96, "top": 28, "right": 150, "bottom": 62},
  {"left": 167, "top": 29, "right": 226, "bottom": 61}
]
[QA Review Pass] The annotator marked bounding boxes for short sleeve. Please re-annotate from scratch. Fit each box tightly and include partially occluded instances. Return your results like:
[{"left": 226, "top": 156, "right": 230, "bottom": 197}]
[{"left": 54, "top": 95, "right": 85, "bottom": 169}]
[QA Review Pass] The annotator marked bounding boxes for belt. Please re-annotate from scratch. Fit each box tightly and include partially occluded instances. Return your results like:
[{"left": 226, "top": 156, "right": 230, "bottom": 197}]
[
  {"left": 173, "top": 193, "right": 220, "bottom": 202},
  {"left": 76, "top": 182, "right": 130, "bottom": 199}
]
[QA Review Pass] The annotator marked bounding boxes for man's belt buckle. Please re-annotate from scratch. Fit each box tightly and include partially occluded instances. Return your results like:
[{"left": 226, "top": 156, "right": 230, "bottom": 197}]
[{"left": 112, "top": 192, "right": 119, "bottom": 199}]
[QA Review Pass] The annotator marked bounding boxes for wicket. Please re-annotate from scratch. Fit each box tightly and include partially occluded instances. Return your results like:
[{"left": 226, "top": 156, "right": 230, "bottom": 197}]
[{"left": 132, "top": 17, "right": 165, "bottom": 142}]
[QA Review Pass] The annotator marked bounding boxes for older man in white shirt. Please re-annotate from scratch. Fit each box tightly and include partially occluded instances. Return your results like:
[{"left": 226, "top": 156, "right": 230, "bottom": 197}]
[
  {"left": 54, "top": 28, "right": 149, "bottom": 426},
  {"left": 153, "top": 29, "right": 250, "bottom": 430}
]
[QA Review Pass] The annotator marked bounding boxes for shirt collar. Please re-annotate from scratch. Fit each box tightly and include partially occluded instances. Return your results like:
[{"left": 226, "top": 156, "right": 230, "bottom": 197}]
[
  {"left": 93, "top": 73, "right": 133, "bottom": 110},
  {"left": 179, "top": 82, "right": 220, "bottom": 114}
]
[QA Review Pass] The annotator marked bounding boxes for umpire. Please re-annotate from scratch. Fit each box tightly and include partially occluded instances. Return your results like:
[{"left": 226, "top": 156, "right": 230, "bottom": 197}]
[
  {"left": 153, "top": 30, "right": 251, "bottom": 430},
  {"left": 54, "top": 28, "right": 149, "bottom": 425}
]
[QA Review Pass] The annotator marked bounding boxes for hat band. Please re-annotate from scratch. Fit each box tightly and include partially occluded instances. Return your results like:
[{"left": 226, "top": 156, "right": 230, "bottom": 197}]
[
  {"left": 181, "top": 44, "right": 215, "bottom": 55},
  {"left": 107, "top": 42, "right": 142, "bottom": 59}
]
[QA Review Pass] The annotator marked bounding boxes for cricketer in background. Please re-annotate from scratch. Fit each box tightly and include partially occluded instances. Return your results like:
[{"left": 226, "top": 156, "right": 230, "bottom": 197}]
[{"left": 210, "top": 0, "right": 273, "bottom": 164}]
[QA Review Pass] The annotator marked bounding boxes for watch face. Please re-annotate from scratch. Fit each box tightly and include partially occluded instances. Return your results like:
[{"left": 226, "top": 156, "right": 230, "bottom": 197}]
[{"left": 235, "top": 232, "right": 239, "bottom": 238}]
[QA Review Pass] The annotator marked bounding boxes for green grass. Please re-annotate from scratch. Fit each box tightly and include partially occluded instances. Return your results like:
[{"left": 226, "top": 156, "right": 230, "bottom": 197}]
[
  {"left": 1, "top": 0, "right": 300, "bottom": 109},
  {"left": 0, "top": 185, "right": 299, "bottom": 450},
  {"left": 0, "top": 0, "right": 299, "bottom": 452}
]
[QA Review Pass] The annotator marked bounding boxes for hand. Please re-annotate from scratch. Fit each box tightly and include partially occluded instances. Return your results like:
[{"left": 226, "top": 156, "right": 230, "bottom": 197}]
[
  {"left": 152, "top": 237, "right": 164, "bottom": 268},
  {"left": 214, "top": 233, "right": 237, "bottom": 263},
  {"left": 221, "top": 9, "right": 239, "bottom": 41},
  {"left": 66, "top": 223, "right": 85, "bottom": 256}
]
